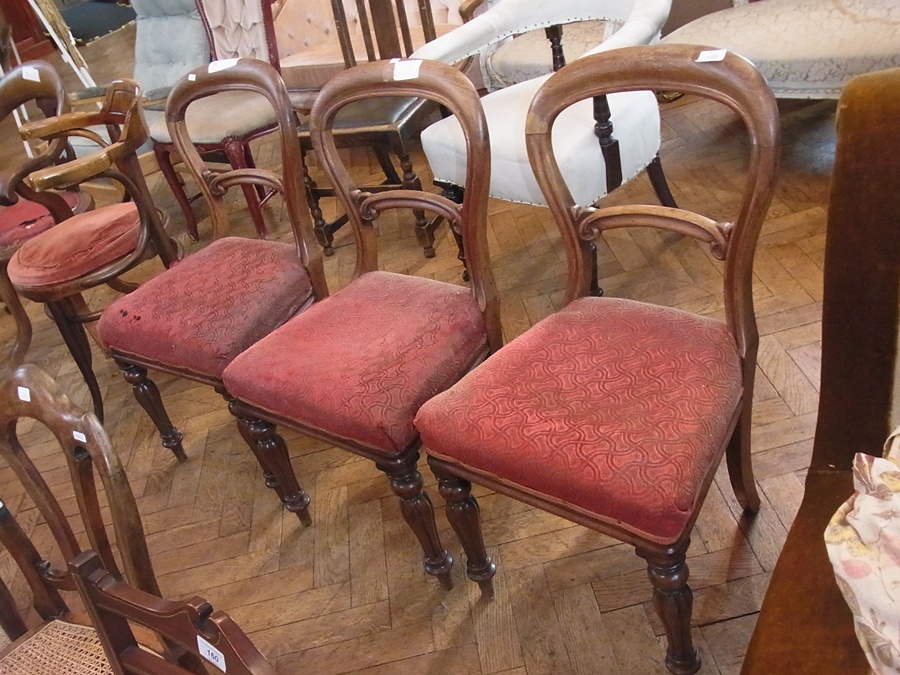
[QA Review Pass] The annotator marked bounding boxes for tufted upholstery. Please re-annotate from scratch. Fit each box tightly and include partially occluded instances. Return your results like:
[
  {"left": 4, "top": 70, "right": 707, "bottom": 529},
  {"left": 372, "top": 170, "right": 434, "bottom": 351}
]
[
  {"left": 416, "top": 297, "right": 743, "bottom": 544},
  {"left": 8, "top": 202, "right": 140, "bottom": 290},
  {"left": 131, "top": 0, "right": 209, "bottom": 93},
  {"left": 662, "top": 0, "right": 900, "bottom": 99},
  {"left": 223, "top": 271, "right": 488, "bottom": 457},
  {"left": 0, "top": 191, "right": 87, "bottom": 254},
  {"left": 98, "top": 237, "right": 314, "bottom": 379}
]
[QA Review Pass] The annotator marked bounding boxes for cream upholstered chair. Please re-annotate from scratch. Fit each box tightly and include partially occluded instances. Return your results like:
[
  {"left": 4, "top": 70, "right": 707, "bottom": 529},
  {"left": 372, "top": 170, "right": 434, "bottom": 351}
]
[
  {"left": 415, "top": 0, "right": 675, "bottom": 282},
  {"left": 661, "top": 0, "right": 900, "bottom": 99}
]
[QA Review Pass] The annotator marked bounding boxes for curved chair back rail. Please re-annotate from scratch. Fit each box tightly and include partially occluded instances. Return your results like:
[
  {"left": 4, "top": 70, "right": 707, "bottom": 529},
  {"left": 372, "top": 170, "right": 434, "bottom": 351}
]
[
  {"left": 71, "top": 551, "right": 278, "bottom": 674},
  {"left": 0, "top": 363, "right": 158, "bottom": 645},
  {"left": 309, "top": 58, "right": 497, "bottom": 327}
]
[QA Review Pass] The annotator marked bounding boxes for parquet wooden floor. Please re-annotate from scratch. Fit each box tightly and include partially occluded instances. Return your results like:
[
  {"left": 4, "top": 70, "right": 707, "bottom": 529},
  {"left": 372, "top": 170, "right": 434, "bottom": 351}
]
[{"left": 0, "top": 25, "right": 837, "bottom": 674}]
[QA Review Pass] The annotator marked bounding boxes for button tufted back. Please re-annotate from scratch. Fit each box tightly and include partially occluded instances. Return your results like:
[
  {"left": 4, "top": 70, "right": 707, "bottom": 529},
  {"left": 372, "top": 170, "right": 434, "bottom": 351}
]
[
  {"left": 132, "top": 0, "right": 210, "bottom": 92},
  {"left": 196, "top": 0, "right": 272, "bottom": 62}
]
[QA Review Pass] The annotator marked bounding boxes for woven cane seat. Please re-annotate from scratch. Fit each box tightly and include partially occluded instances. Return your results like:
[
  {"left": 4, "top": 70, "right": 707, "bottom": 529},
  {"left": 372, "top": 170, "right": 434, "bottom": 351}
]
[{"left": 0, "top": 621, "right": 111, "bottom": 675}]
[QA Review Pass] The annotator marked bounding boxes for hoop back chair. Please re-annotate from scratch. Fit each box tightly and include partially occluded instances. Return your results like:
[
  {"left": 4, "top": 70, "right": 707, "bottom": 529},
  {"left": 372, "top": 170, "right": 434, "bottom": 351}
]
[
  {"left": 0, "top": 363, "right": 158, "bottom": 670},
  {"left": 0, "top": 61, "right": 94, "bottom": 367},
  {"left": 98, "top": 59, "right": 327, "bottom": 521},
  {"left": 415, "top": 44, "right": 780, "bottom": 674},
  {"left": 221, "top": 58, "right": 500, "bottom": 585},
  {"left": 71, "top": 551, "right": 277, "bottom": 674},
  {"left": 6, "top": 75, "right": 179, "bottom": 422}
]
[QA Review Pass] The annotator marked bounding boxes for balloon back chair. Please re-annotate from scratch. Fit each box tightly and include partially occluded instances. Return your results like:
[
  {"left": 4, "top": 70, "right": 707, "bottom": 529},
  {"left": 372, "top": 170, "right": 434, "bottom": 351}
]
[
  {"left": 98, "top": 59, "right": 328, "bottom": 521},
  {"left": 0, "top": 363, "right": 158, "bottom": 670},
  {"left": 0, "top": 61, "right": 94, "bottom": 367},
  {"left": 415, "top": 44, "right": 780, "bottom": 675},
  {"left": 221, "top": 58, "right": 500, "bottom": 586},
  {"left": 6, "top": 75, "right": 180, "bottom": 422},
  {"left": 413, "top": 0, "right": 676, "bottom": 281},
  {"left": 71, "top": 550, "right": 277, "bottom": 674}
]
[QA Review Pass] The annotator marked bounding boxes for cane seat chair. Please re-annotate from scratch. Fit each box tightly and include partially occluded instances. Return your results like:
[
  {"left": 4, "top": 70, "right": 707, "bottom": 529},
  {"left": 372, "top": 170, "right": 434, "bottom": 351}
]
[
  {"left": 415, "top": 44, "right": 780, "bottom": 674},
  {"left": 71, "top": 551, "right": 277, "bottom": 674},
  {"left": 221, "top": 59, "right": 500, "bottom": 585},
  {"left": 98, "top": 59, "right": 327, "bottom": 520},
  {"left": 6, "top": 75, "right": 180, "bottom": 422},
  {"left": 0, "top": 363, "right": 159, "bottom": 672},
  {"left": 0, "top": 61, "right": 94, "bottom": 367}
]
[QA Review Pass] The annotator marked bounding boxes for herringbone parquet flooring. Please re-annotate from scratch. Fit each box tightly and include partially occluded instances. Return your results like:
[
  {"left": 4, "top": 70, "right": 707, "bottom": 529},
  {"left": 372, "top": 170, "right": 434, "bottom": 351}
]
[{"left": 0, "top": 24, "right": 837, "bottom": 675}]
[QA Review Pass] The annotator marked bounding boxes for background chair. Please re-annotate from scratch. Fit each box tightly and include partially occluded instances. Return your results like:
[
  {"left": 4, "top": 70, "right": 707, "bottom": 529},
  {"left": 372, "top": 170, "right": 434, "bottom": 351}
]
[
  {"left": 221, "top": 59, "right": 500, "bottom": 586},
  {"left": 194, "top": 0, "right": 470, "bottom": 258},
  {"left": 0, "top": 363, "right": 158, "bottom": 669},
  {"left": 414, "top": 0, "right": 675, "bottom": 281},
  {"left": 6, "top": 74, "right": 179, "bottom": 422},
  {"left": 740, "top": 66, "right": 900, "bottom": 675},
  {"left": 0, "top": 61, "right": 94, "bottom": 367},
  {"left": 71, "top": 550, "right": 276, "bottom": 674},
  {"left": 98, "top": 59, "right": 328, "bottom": 519},
  {"left": 661, "top": 0, "right": 900, "bottom": 100},
  {"left": 135, "top": 0, "right": 279, "bottom": 241},
  {"left": 415, "top": 44, "right": 779, "bottom": 675}
]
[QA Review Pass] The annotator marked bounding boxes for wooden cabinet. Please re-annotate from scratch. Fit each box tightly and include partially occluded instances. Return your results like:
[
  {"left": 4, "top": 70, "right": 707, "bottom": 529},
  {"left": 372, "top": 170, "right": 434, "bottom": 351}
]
[{"left": 2, "top": 0, "right": 54, "bottom": 61}]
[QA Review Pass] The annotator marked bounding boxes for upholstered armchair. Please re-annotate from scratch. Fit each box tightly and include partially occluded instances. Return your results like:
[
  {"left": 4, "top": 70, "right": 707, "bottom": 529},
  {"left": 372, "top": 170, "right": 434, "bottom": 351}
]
[
  {"left": 414, "top": 0, "right": 675, "bottom": 282},
  {"left": 661, "top": 0, "right": 900, "bottom": 99}
]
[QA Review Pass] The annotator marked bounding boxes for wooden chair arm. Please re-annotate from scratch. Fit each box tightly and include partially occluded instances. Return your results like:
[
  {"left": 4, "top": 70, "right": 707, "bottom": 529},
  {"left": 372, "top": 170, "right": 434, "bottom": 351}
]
[{"left": 23, "top": 139, "right": 130, "bottom": 192}]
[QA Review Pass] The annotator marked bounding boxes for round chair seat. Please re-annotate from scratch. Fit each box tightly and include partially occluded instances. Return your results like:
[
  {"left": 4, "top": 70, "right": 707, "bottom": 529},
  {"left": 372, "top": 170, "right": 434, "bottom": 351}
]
[
  {"left": 8, "top": 202, "right": 141, "bottom": 294},
  {"left": 421, "top": 76, "right": 660, "bottom": 205},
  {"left": 145, "top": 90, "right": 279, "bottom": 144},
  {"left": 415, "top": 296, "right": 744, "bottom": 545},
  {"left": 0, "top": 191, "right": 92, "bottom": 257},
  {"left": 662, "top": 0, "right": 900, "bottom": 99}
]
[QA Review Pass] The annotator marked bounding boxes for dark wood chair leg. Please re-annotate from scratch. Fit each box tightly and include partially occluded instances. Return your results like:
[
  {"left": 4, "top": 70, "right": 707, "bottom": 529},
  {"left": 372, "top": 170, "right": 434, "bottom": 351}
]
[
  {"left": 46, "top": 296, "right": 103, "bottom": 422},
  {"left": 242, "top": 142, "right": 267, "bottom": 202},
  {"left": 222, "top": 138, "right": 268, "bottom": 239},
  {"left": 380, "top": 455, "right": 453, "bottom": 588},
  {"left": 373, "top": 145, "right": 402, "bottom": 184},
  {"left": 647, "top": 155, "right": 678, "bottom": 208},
  {"left": 638, "top": 545, "right": 699, "bottom": 675},
  {"left": 397, "top": 150, "right": 435, "bottom": 258},
  {"left": 154, "top": 144, "right": 199, "bottom": 241},
  {"left": 725, "top": 403, "right": 760, "bottom": 514},
  {"left": 432, "top": 462, "right": 495, "bottom": 597},
  {"left": 119, "top": 362, "right": 186, "bottom": 461},
  {"left": 300, "top": 147, "right": 333, "bottom": 255},
  {"left": 439, "top": 183, "right": 469, "bottom": 281},
  {"left": 228, "top": 402, "right": 312, "bottom": 526}
]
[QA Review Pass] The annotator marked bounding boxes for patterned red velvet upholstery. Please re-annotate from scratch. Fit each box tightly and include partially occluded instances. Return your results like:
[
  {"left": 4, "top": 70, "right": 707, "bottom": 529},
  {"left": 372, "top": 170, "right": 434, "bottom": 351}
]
[
  {"left": 415, "top": 297, "right": 743, "bottom": 544},
  {"left": 223, "top": 271, "right": 488, "bottom": 456},
  {"left": 7, "top": 202, "right": 140, "bottom": 289},
  {"left": 0, "top": 191, "right": 86, "bottom": 253},
  {"left": 98, "top": 237, "right": 313, "bottom": 378}
]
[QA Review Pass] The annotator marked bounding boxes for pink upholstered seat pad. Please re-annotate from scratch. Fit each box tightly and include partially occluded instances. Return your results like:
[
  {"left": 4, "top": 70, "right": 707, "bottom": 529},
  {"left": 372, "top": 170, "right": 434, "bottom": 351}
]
[
  {"left": 0, "top": 191, "right": 86, "bottom": 253},
  {"left": 223, "top": 271, "right": 487, "bottom": 456},
  {"left": 415, "top": 297, "right": 744, "bottom": 544},
  {"left": 8, "top": 202, "right": 139, "bottom": 289},
  {"left": 98, "top": 237, "right": 313, "bottom": 379}
]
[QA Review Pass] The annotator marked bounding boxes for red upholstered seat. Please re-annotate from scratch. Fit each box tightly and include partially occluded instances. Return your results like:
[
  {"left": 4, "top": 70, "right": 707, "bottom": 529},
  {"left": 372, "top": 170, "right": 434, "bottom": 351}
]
[
  {"left": 0, "top": 191, "right": 87, "bottom": 253},
  {"left": 223, "top": 271, "right": 488, "bottom": 456},
  {"left": 8, "top": 202, "right": 140, "bottom": 289},
  {"left": 99, "top": 237, "right": 314, "bottom": 379},
  {"left": 415, "top": 297, "right": 743, "bottom": 544}
]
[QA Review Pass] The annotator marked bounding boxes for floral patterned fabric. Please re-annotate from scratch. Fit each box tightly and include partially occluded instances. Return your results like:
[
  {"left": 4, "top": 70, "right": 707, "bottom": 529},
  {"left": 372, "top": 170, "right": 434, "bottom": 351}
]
[
  {"left": 416, "top": 297, "right": 743, "bottom": 544},
  {"left": 223, "top": 271, "right": 487, "bottom": 457},
  {"left": 98, "top": 237, "right": 313, "bottom": 379},
  {"left": 662, "top": 0, "right": 900, "bottom": 99},
  {"left": 826, "top": 425, "right": 900, "bottom": 674}
]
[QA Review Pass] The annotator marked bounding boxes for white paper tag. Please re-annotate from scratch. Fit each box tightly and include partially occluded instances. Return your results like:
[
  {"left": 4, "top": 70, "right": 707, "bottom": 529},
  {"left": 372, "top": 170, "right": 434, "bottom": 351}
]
[
  {"left": 17, "top": 387, "right": 31, "bottom": 402},
  {"left": 197, "top": 636, "right": 226, "bottom": 672},
  {"left": 73, "top": 431, "right": 87, "bottom": 443},
  {"left": 188, "top": 73, "right": 197, "bottom": 81},
  {"left": 393, "top": 59, "right": 422, "bottom": 81},
  {"left": 696, "top": 49, "right": 727, "bottom": 63},
  {"left": 209, "top": 58, "right": 240, "bottom": 73},
  {"left": 21, "top": 66, "right": 40, "bottom": 83}
]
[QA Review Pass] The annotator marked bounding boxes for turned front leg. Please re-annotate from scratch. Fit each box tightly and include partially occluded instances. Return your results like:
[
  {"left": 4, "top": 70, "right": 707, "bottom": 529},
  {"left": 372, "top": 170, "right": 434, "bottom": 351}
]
[{"left": 120, "top": 362, "right": 186, "bottom": 461}]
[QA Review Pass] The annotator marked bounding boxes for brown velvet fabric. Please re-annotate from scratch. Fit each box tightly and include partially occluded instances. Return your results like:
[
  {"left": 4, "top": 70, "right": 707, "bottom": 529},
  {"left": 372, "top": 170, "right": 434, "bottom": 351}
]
[{"left": 742, "top": 67, "right": 900, "bottom": 673}]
